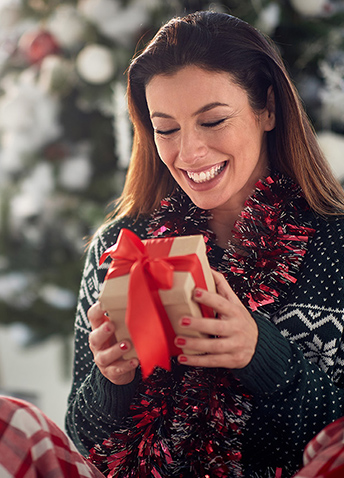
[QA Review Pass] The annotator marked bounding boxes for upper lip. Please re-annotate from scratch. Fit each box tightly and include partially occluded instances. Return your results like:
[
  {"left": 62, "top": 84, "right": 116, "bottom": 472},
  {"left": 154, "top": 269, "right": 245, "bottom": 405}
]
[{"left": 181, "top": 161, "right": 226, "bottom": 174}]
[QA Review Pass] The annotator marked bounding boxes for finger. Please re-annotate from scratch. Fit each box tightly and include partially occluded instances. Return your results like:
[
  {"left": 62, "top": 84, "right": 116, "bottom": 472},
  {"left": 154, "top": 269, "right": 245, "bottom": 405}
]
[
  {"left": 178, "top": 315, "right": 230, "bottom": 337},
  {"left": 193, "top": 287, "right": 242, "bottom": 319},
  {"left": 178, "top": 352, "right": 236, "bottom": 368},
  {"left": 176, "top": 334, "right": 230, "bottom": 354},
  {"left": 88, "top": 301, "right": 109, "bottom": 330},
  {"left": 89, "top": 320, "right": 117, "bottom": 351},
  {"left": 211, "top": 270, "right": 242, "bottom": 304},
  {"left": 103, "top": 359, "right": 140, "bottom": 384},
  {"left": 94, "top": 341, "right": 135, "bottom": 369}
]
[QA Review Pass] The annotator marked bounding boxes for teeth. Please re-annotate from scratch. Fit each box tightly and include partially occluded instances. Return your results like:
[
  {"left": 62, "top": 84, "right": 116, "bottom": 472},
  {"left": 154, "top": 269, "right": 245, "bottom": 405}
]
[{"left": 186, "top": 163, "right": 225, "bottom": 183}]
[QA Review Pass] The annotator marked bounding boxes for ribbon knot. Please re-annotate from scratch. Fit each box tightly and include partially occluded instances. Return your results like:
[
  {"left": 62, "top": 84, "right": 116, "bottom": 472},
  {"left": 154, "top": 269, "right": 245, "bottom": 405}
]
[
  {"left": 140, "top": 257, "right": 174, "bottom": 290},
  {"left": 100, "top": 228, "right": 213, "bottom": 377}
]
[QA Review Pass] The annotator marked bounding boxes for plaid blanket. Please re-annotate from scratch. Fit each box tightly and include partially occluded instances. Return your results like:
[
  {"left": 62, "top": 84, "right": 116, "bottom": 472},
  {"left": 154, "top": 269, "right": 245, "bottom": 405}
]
[
  {"left": 294, "top": 417, "right": 344, "bottom": 478},
  {"left": 0, "top": 395, "right": 104, "bottom": 478},
  {"left": 1, "top": 394, "right": 344, "bottom": 478}
]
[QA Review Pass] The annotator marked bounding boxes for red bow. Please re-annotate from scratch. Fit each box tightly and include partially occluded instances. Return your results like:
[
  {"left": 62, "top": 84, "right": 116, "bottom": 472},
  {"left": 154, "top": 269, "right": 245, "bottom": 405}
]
[{"left": 100, "top": 228, "right": 213, "bottom": 377}]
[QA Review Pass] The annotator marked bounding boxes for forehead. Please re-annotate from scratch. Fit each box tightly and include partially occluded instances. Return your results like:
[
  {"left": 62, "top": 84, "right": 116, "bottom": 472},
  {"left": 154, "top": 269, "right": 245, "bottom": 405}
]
[{"left": 145, "top": 66, "right": 248, "bottom": 114}]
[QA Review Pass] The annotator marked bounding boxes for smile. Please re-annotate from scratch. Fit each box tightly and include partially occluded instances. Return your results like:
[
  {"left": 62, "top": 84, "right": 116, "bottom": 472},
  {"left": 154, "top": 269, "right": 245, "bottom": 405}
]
[{"left": 186, "top": 162, "right": 226, "bottom": 183}]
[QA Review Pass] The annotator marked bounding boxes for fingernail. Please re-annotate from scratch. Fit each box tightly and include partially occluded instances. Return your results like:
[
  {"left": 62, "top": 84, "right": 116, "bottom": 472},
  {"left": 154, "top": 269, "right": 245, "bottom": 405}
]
[
  {"left": 119, "top": 342, "right": 128, "bottom": 351},
  {"left": 179, "top": 355, "right": 188, "bottom": 363},
  {"left": 130, "top": 360, "right": 137, "bottom": 368},
  {"left": 176, "top": 337, "right": 186, "bottom": 346},
  {"left": 104, "top": 323, "right": 111, "bottom": 333},
  {"left": 181, "top": 317, "right": 191, "bottom": 326},
  {"left": 194, "top": 289, "right": 202, "bottom": 298}
]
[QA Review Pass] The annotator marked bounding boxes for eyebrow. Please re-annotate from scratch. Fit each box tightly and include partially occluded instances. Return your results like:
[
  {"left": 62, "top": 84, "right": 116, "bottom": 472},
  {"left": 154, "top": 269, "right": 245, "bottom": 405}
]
[{"left": 150, "top": 102, "right": 229, "bottom": 119}]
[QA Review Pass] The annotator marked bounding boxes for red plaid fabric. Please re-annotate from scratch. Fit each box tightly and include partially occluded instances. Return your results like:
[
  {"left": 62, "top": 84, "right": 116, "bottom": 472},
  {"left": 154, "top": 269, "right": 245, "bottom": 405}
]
[
  {"left": 0, "top": 395, "right": 104, "bottom": 478},
  {"left": 294, "top": 417, "right": 344, "bottom": 478}
]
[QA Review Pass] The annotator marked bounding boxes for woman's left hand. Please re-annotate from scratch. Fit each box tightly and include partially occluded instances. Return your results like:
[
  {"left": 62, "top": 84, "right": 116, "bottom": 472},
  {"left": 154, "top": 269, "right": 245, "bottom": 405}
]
[{"left": 174, "top": 269, "right": 258, "bottom": 369}]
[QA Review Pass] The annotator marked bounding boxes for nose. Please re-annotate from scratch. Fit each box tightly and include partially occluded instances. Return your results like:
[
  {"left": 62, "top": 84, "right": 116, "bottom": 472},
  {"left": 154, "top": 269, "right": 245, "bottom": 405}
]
[{"left": 179, "top": 129, "right": 207, "bottom": 165}]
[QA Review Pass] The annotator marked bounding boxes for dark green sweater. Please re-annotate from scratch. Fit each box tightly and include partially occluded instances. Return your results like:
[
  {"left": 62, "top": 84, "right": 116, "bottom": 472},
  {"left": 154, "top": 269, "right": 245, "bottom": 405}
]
[{"left": 66, "top": 203, "right": 344, "bottom": 477}]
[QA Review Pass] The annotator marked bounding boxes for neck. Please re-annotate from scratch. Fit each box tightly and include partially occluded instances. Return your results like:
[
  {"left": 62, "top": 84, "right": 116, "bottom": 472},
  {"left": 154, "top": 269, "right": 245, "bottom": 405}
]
[
  {"left": 208, "top": 207, "right": 241, "bottom": 249},
  {"left": 208, "top": 166, "right": 271, "bottom": 248}
]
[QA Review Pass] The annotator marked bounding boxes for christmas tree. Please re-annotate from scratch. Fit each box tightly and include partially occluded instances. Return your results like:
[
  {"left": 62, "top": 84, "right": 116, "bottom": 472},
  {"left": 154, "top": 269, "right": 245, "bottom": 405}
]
[{"left": 0, "top": 0, "right": 343, "bottom": 343}]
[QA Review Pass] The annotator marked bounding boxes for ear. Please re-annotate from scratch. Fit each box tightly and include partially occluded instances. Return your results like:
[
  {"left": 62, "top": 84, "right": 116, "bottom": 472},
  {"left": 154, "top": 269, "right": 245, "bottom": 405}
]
[{"left": 264, "top": 85, "right": 276, "bottom": 131}]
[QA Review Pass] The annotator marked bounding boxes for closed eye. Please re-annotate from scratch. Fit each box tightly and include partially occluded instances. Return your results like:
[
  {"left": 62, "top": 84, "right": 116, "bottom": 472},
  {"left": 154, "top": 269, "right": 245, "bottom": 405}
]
[
  {"left": 154, "top": 128, "right": 179, "bottom": 136},
  {"left": 202, "top": 118, "right": 226, "bottom": 128}
]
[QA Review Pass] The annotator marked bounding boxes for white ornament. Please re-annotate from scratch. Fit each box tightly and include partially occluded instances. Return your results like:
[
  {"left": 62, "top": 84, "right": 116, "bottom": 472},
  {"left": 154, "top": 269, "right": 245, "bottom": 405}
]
[
  {"left": 47, "top": 4, "right": 88, "bottom": 50},
  {"left": 59, "top": 153, "right": 92, "bottom": 191},
  {"left": 289, "top": 0, "right": 332, "bottom": 17},
  {"left": 317, "top": 131, "right": 344, "bottom": 180},
  {"left": 256, "top": 3, "right": 281, "bottom": 35},
  {"left": 78, "top": 0, "right": 150, "bottom": 44},
  {"left": 76, "top": 44, "right": 115, "bottom": 84}
]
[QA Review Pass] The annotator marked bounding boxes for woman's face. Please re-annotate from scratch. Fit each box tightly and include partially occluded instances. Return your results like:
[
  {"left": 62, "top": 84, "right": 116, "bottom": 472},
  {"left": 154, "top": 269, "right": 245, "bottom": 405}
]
[{"left": 145, "top": 65, "right": 275, "bottom": 213}]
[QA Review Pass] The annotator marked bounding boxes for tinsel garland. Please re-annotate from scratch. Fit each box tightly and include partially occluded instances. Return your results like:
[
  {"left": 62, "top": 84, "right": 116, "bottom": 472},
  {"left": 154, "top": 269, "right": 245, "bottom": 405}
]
[
  {"left": 148, "top": 189, "right": 214, "bottom": 241},
  {"left": 89, "top": 363, "right": 250, "bottom": 478},
  {"left": 148, "top": 173, "right": 315, "bottom": 314},
  {"left": 88, "top": 172, "right": 316, "bottom": 477}
]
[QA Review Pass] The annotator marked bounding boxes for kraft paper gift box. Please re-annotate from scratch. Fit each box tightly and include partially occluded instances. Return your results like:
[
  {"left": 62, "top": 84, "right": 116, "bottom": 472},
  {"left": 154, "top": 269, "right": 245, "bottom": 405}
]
[{"left": 98, "top": 228, "right": 215, "bottom": 377}]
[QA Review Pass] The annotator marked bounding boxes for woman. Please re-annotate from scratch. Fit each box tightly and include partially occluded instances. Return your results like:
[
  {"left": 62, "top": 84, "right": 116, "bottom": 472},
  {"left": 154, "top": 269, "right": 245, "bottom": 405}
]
[{"left": 65, "top": 11, "right": 344, "bottom": 478}]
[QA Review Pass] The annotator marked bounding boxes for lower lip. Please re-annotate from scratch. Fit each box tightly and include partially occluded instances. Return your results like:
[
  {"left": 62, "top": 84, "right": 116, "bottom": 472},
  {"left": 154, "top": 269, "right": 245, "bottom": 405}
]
[{"left": 183, "top": 162, "right": 228, "bottom": 191}]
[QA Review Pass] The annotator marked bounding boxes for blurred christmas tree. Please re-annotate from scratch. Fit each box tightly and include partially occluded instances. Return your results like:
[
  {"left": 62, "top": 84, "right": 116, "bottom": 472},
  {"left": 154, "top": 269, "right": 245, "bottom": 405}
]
[{"left": 0, "top": 0, "right": 343, "bottom": 344}]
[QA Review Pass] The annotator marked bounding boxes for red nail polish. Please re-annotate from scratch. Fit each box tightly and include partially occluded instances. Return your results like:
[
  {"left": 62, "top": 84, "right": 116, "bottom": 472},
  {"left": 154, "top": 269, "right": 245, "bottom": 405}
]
[
  {"left": 179, "top": 355, "right": 188, "bottom": 363},
  {"left": 194, "top": 289, "right": 202, "bottom": 298},
  {"left": 181, "top": 317, "right": 191, "bottom": 326},
  {"left": 119, "top": 342, "right": 128, "bottom": 351},
  {"left": 176, "top": 337, "right": 186, "bottom": 346}
]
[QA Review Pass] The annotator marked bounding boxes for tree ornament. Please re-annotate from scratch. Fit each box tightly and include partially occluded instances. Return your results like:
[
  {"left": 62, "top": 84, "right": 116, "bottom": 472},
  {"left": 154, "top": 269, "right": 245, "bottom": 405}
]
[
  {"left": 76, "top": 44, "right": 116, "bottom": 84},
  {"left": 18, "top": 29, "right": 60, "bottom": 64},
  {"left": 47, "top": 4, "right": 88, "bottom": 50},
  {"left": 255, "top": 2, "right": 281, "bottom": 35},
  {"left": 78, "top": 0, "right": 152, "bottom": 45}
]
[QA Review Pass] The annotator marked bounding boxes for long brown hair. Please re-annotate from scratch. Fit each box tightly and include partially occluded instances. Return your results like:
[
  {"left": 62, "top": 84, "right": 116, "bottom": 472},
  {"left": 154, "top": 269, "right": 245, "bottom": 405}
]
[{"left": 114, "top": 11, "right": 344, "bottom": 219}]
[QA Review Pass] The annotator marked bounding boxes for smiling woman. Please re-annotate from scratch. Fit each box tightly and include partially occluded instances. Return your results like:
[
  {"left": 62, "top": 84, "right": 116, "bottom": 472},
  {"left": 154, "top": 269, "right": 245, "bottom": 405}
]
[
  {"left": 146, "top": 66, "right": 275, "bottom": 245},
  {"left": 62, "top": 10, "right": 344, "bottom": 478}
]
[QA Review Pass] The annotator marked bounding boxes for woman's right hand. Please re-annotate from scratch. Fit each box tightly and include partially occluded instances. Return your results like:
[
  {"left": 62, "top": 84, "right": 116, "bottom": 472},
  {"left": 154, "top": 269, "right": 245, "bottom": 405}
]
[{"left": 88, "top": 302, "right": 139, "bottom": 385}]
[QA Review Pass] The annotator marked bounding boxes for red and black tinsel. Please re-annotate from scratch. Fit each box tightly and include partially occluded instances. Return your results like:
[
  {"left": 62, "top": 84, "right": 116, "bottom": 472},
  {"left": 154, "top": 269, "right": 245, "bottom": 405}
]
[
  {"left": 89, "top": 363, "right": 250, "bottom": 477},
  {"left": 88, "top": 172, "right": 316, "bottom": 477},
  {"left": 148, "top": 172, "right": 315, "bottom": 315}
]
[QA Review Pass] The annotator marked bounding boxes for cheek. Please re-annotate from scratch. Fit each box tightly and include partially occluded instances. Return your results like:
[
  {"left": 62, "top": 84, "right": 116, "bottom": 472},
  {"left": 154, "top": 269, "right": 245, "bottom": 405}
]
[{"left": 155, "top": 140, "right": 177, "bottom": 166}]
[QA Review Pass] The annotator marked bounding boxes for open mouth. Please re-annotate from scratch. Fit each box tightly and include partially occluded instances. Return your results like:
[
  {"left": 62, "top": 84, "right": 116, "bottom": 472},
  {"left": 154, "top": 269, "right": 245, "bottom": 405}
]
[{"left": 186, "top": 162, "right": 226, "bottom": 184}]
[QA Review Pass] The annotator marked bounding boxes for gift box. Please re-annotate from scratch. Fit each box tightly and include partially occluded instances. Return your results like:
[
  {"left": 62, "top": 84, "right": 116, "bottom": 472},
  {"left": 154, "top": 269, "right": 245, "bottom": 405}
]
[{"left": 98, "top": 228, "right": 215, "bottom": 377}]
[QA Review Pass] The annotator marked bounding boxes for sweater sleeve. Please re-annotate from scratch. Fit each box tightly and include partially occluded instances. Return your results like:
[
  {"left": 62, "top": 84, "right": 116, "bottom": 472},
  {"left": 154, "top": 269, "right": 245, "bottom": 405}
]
[
  {"left": 234, "top": 314, "right": 344, "bottom": 471},
  {"left": 233, "top": 216, "right": 344, "bottom": 471},
  {"left": 65, "top": 218, "right": 148, "bottom": 456}
]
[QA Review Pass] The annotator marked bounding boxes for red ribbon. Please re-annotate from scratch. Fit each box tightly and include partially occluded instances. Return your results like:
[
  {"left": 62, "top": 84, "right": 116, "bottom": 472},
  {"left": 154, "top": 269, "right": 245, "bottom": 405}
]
[{"left": 100, "top": 228, "right": 213, "bottom": 377}]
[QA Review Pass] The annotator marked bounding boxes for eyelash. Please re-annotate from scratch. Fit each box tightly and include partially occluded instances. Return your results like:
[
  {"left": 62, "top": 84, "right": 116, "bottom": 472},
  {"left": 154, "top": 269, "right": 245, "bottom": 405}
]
[
  {"left": 155, "top": 118, "right": 226, "bottom": 136},
  {"left": 155, "top": 128, "right": 179, "bottom": 136},
  {"left": 202, "top": 118, "right": 226, "bottom": 128}
]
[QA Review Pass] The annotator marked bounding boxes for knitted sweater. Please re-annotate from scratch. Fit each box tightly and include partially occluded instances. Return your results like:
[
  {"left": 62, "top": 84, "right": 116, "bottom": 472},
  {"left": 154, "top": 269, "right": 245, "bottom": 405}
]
[{"left": 66, "top": 176, "right": 344, "bottom": 477}]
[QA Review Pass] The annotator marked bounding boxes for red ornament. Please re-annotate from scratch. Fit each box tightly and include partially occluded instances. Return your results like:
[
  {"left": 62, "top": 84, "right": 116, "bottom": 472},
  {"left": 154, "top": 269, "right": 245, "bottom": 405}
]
[{"left": 19, "top": 30, "right": 60, "bottom": 64}]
